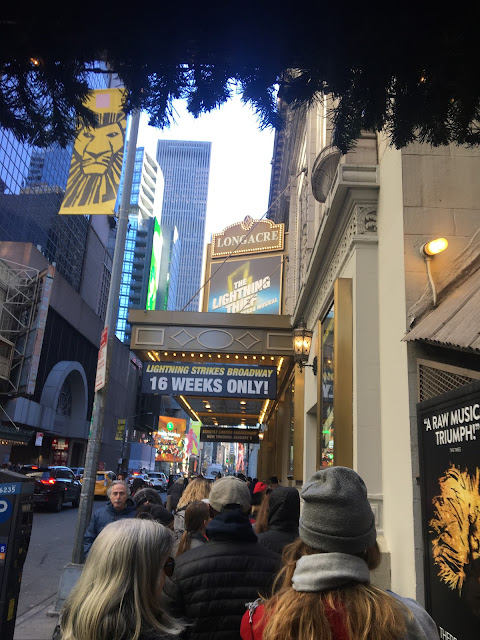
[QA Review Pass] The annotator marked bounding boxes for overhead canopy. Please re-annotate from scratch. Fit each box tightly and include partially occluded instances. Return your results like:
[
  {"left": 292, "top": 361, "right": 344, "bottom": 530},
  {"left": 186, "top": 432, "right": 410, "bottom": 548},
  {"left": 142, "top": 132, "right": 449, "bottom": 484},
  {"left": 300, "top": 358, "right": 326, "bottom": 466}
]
[
  {"left": 404, "top": 266, "right": 480, "bottom": 352},
  {"left": 129, "top": 310, "right": 295, "bottom": 427}
]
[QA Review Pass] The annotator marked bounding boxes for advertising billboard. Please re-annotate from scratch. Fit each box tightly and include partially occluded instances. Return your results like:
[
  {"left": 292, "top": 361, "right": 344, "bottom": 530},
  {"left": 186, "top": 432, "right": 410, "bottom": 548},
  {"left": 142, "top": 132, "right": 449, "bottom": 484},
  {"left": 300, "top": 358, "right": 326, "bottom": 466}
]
[
  {"left": 59, "top": 89, "right": 127, "bottom": 216},
  {"left": 153, "top": 416, "right": 187, "bottom": 463},
  {"left": 143, "top": 362, "right": 277, "bottom": 399},
  {"left": 418, "top": 380, "right": 480, "bottom": 639},
  {"left": 146, "top": 218, "right": 163, "bottom": 310},
  {"left": 208, "top": 255, "right": 282, "bottom": 315},
  {"left": 187, "top": 421, "right": 201, "bottom": 456}
]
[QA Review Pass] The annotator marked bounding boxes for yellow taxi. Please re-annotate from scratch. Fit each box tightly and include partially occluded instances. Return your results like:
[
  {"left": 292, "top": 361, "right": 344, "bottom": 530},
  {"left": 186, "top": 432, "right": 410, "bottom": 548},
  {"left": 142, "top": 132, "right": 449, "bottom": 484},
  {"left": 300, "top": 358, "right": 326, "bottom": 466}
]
[{"left": 81, "top": 470, "right": 117, "bottom": 497}]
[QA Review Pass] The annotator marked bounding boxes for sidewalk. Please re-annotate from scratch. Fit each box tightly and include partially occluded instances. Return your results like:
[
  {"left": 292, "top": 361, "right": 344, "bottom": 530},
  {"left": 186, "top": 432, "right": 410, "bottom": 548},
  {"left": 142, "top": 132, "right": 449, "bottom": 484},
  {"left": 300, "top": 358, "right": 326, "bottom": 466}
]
[{"left": 14, "top": 595, "right": 59, "bottom": 640}]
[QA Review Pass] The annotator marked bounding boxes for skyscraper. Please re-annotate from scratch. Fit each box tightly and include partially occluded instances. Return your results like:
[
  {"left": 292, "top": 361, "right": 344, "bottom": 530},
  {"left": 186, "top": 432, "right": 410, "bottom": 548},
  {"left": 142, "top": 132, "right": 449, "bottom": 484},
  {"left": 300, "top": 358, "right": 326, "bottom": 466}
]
[
  {"left": 156, "top": 140, "right": 211, "bottom": 311},
  {"left": 115, "top": 147, "right": 170, "bottom": 343}
]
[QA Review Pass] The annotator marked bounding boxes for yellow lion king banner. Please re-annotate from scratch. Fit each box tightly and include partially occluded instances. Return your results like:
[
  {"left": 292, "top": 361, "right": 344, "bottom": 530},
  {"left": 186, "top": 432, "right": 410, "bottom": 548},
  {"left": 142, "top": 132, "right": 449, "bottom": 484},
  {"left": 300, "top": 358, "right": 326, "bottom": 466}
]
[{"left": 59, "top": 89, "right": 127, "bottom": 215}]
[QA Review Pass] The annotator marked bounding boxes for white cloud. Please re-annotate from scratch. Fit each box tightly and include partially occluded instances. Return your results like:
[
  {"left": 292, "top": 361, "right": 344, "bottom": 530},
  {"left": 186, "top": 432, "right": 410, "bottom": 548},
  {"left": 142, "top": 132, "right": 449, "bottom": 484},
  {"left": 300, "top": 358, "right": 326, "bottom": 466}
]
[{"left": 136, "top": 94, "right": 275, "bottom": 244}]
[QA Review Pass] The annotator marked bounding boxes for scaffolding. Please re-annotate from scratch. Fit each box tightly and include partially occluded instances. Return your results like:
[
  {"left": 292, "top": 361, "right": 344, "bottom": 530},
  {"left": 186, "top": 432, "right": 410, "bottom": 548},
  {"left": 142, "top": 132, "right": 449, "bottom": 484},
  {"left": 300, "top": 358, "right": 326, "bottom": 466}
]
[{"left": 0, "top": 258, "right": 42, "bottom": 394}]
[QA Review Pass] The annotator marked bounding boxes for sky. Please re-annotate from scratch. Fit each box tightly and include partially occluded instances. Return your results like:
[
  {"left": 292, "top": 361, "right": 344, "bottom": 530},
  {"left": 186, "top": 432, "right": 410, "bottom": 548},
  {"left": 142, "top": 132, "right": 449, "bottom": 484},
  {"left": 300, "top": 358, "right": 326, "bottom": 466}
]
[{"left": 136, "top": 94, "right": 275, "bottom": 244}]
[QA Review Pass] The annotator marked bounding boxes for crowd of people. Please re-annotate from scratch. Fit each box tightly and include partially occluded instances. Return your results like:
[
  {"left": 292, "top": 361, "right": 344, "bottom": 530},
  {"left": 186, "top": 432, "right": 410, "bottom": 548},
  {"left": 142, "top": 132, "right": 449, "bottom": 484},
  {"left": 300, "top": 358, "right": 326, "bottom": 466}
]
[{"left": 55, "top": 467, "right": 440, "bottom": 640}]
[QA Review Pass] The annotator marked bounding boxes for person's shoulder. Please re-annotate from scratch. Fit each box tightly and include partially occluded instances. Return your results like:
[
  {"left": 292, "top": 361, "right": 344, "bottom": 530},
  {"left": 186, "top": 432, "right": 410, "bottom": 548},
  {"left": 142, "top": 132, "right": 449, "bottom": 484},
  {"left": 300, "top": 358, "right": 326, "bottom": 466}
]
[
  {"left": 387, "top": 590, "right": 439, "bottom": 639},
  {"left": 123, "top": 503, "right": 136, "bottom": 515},
  {"left": 250, "top": 540, "right": 281, "bottom": 560}
]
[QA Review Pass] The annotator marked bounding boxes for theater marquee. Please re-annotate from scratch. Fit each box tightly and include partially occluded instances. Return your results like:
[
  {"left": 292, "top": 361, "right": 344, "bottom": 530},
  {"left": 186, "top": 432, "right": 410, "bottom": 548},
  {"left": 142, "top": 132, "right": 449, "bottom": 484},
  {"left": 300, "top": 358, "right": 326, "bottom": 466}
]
[
  {"left": 142, "top": 362, "right": 277, "bottom": 399},
  {"left": 211, "top": 217, "right": 284, "bottom": 258}
]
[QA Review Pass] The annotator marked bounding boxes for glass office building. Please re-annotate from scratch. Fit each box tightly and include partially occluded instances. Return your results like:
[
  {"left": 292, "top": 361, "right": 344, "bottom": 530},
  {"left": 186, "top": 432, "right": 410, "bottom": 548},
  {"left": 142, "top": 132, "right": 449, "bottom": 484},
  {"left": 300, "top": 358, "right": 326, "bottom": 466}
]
[
  {"left": 0, "top": 131, "right": 89, "bottom": 292},
  {"left": 115, "top": 147, "right": 169, "bottom": 343},
  {"left": 0, "top": 73, "right": 109, "bottom": 293},
  {"left": 156, "top": 140, "right": 211, "bottom": 311}
]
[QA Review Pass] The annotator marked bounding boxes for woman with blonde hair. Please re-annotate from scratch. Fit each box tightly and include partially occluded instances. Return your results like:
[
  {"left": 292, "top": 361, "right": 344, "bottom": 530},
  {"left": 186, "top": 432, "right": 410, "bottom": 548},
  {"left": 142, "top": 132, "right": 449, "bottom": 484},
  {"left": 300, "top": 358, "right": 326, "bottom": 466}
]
[
  {"left": 174, "top": 476, "right": 211, "bottom": 533},
  {"left": 241, "top": 467, "right": 438, "bottom": 640},
  {"left": 58, "top": 518, "right": 183, "bottom": 640}
]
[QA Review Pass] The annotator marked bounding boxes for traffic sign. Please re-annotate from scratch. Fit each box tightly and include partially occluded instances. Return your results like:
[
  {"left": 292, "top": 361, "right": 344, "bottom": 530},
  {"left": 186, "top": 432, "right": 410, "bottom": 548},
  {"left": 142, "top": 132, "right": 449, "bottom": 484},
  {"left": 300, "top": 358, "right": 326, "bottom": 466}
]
[{"left": 95, "top": 327, "right": 108, "bottom": 392}]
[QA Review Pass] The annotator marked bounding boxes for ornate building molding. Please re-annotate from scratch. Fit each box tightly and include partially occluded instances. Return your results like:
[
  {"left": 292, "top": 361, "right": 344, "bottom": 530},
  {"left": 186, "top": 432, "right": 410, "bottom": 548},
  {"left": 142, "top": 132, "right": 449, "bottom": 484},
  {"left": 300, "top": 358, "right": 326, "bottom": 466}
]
[{"left": 292, "top": 165, "right": 379, "bottom": 328}]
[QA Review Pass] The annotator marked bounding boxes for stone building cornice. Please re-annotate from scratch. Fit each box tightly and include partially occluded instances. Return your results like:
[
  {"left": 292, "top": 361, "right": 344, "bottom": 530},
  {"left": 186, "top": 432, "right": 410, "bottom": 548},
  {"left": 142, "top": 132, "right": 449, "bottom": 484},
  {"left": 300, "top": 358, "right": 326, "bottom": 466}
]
[{"left": 293, "top": 164, "right": 379, "bottom": 328}]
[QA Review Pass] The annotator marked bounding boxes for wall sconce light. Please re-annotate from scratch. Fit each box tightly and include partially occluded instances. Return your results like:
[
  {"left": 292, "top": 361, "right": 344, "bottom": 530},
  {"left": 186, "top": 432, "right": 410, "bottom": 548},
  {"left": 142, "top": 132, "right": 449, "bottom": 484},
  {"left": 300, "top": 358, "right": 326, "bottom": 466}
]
[
  {"left": 421, "top": 238, "right": 448, "bottom": 257},
  {"left": 420, "top": 237, "right": 448, "bottom": 307},
  {"left": 258, "top": 432, "right": 264, "bottom": 441},
  {"left": 293, "top": 319, "right": 317, "bottom": 375}
]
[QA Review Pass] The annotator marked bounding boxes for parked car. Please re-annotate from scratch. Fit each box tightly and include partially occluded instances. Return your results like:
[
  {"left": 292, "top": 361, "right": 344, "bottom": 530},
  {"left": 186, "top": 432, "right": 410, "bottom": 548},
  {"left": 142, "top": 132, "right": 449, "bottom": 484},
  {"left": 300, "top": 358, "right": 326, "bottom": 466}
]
[
  {"left": 81, "top": 470, "right": 117, "bottom": 497},
  {"left": 23, "top": 466, "right": 82, "bottom": 512},
  {"left": 70, "top": 466, "right": 84, "bottom": 479},
  {"left": 148, "top": 471, "right": 168, "bottom": 491}
]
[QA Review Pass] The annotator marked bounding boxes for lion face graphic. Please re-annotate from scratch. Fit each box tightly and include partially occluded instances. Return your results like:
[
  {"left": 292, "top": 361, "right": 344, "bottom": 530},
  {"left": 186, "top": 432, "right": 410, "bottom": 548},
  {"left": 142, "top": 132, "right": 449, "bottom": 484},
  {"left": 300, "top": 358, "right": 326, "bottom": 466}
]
[{"left": 61, "top": 111, "right": 126, "bottom": 210}]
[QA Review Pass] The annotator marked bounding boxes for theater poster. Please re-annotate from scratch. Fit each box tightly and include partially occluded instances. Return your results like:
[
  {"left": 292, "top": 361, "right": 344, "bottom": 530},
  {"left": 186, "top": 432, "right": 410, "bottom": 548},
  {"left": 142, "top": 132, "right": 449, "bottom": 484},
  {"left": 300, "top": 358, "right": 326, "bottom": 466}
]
[
  {"left": 59, "top": 88, "right": 127, "bottom": 215},
  {"left": 208, "top": 255, "right": 282, "bottom": 315},
  {"left": 418, "top": 380, "right": 480, "bottom": 640}
]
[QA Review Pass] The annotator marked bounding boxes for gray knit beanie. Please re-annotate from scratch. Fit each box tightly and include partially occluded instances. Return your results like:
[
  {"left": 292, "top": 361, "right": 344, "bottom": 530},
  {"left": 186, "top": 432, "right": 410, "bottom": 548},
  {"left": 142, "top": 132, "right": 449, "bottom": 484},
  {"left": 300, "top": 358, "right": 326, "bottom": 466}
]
[{"left": 299, "top": 466, "right": 376, "bottom": 553}]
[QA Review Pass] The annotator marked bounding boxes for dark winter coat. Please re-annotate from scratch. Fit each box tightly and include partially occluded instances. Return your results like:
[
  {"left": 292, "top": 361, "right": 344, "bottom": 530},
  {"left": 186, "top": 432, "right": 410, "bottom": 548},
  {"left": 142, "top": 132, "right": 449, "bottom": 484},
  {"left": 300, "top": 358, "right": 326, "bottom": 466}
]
[
  {"left": 162, "top": 509, "right": 281, "bottom": 640},
  {"left": 83, "top": 499, "right": 136, "bottom": 556},
  {"left": 167, "top": 478, "right": 185, "bottom": 512},
  {"left": 256, "top": 486, "right": 300, "bottom": 555}
]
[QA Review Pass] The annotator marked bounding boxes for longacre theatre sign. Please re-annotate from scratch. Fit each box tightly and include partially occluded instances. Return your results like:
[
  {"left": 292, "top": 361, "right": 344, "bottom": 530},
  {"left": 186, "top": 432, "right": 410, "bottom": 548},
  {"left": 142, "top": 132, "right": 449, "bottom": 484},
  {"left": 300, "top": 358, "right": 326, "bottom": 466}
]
[{"left": 211, "top": 216, "right": 284, "bottom": 258}]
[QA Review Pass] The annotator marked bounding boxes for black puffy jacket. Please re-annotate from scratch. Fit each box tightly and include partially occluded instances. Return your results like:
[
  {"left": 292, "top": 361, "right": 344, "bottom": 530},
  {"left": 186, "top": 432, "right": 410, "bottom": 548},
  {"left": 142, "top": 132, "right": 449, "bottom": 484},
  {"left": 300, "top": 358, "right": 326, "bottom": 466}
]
[
  {"left": 256, "top": 486, "right": 300, "bottom": 555},
  {"left": 162, "top": 509, "right": 281, "bottom": 640}
]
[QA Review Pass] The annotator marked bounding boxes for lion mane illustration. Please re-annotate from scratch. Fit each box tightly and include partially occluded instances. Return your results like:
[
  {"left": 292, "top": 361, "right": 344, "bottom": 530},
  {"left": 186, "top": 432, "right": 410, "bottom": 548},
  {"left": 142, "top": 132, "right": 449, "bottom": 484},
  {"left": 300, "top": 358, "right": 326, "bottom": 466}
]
[
  {"left": 62, "top": 110, "right": 126, "bottom": 209},
  {"left": 430, "top": 464, "right": 480, "bottom": 592}
]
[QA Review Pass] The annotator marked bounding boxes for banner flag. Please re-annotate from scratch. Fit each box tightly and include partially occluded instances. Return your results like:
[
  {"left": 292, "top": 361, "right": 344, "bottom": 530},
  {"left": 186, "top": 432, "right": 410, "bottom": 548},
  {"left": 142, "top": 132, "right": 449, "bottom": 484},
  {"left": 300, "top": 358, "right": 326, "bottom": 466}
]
[
  {"left": 59, "top": 89, "right": 127, "bottom": 215},
  {"left": 188, "top": 421, "right": 202, "bottom": 456}
]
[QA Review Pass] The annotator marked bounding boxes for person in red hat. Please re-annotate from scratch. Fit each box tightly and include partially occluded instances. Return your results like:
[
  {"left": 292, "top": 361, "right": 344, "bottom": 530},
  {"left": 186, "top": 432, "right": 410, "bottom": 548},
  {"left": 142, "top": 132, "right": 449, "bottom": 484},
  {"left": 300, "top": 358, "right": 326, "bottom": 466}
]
[{"left": 249, "top": 481, "right": 269, "bottom": 527}]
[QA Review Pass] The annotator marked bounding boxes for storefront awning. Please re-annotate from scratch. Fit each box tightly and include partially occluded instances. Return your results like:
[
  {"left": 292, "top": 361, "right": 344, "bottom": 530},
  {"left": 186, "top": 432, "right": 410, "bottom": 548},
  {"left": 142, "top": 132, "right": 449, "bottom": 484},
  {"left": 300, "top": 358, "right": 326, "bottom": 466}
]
[
  {"left": 0, "top": 424, "right": 35, "bottom": 445},
  {"left": 404, "top": 266, "right": 480, "bottom": 352}
]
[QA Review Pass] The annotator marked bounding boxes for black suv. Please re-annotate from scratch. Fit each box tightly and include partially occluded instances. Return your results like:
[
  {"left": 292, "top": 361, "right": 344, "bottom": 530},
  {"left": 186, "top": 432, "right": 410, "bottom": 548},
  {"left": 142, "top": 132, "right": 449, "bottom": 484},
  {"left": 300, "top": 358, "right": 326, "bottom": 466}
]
[{"left": 22, "top": 465, "right": 82, "bottom": 512}]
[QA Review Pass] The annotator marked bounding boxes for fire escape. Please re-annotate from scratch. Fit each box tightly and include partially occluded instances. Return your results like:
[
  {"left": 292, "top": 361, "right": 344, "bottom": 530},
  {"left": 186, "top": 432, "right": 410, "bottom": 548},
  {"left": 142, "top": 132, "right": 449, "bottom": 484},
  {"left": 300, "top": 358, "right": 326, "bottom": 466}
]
[{"left": 0, "top": 258, "right": 41, "bottom": 394}]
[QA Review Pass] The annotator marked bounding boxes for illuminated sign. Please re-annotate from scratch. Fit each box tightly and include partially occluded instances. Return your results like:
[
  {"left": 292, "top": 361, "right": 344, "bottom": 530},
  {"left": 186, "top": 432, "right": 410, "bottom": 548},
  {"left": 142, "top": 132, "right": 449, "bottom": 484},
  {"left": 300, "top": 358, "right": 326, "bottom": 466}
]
[
  {"left": 52, "top": 438, "right": 69, "bottom": 451},
  {"left": 146, "top": 218, "right": 162, "bottom": 310},
  {"left": 212, "top": 217, "right": 284, "bottom": 258},
  {"left": 143, "top": 362, "right": 277, "bottom": 399},
  {"left": 154, "top": 416, "right": 187, "bottom": 463},
  {"left": 200, "top": 427, "right": 260, "bottom": 443},
  {"left": 208, "top": 255, "right": 282, "bottom": 315}
]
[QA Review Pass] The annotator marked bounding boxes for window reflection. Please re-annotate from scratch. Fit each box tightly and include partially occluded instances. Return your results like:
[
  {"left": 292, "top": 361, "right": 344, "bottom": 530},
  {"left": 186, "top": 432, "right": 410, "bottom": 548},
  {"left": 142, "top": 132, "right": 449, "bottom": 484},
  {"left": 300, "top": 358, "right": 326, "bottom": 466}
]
[{"left": 320, "top": 305, "right": 334, "bottom": 466}]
